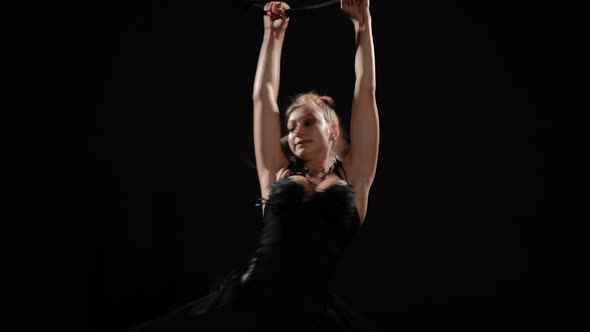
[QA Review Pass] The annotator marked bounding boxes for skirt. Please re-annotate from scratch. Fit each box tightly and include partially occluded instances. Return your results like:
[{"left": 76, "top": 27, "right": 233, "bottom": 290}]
[{"left": 128, "top": 268, "right": 382, "bottom": 332}]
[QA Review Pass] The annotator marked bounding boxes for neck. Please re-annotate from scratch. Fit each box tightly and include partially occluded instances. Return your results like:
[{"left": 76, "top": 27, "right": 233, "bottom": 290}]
[{"left": 303, "top": 158, "right": 335, "bottom": 178}]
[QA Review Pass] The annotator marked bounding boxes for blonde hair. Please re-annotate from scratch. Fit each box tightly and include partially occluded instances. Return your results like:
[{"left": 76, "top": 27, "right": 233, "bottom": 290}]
[{"left": 283, "top": 91, "right": 349, "bottom": 161}]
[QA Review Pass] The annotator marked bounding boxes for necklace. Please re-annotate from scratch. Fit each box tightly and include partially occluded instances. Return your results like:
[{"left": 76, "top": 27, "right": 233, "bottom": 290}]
[{"left": 302, "top": 163, "right": 335, "bottom": 185}]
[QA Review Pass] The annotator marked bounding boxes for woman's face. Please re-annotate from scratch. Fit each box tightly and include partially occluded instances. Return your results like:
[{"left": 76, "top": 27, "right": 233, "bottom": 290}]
[{"left": 286, "top": 101, "right": 334, "bottom": 161}]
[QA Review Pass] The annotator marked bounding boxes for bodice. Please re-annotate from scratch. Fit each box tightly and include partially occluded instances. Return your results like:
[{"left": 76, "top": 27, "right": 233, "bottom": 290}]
[{"left": 238, "top": 176, "right": 360, "bottom": 308}]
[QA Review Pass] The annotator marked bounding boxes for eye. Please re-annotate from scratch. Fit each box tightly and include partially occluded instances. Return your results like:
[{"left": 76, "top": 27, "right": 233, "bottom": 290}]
[
  {"left": 287, "top": 127, "right": 294, "bottom": 132},
  {"left": 304, "top": 118, "right": 315, "bottom": 127}
]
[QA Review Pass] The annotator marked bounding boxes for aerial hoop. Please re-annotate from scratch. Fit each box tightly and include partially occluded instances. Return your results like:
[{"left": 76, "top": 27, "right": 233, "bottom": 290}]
[{"left": 233, "top": 0, "right": 341, "bottom": 16}]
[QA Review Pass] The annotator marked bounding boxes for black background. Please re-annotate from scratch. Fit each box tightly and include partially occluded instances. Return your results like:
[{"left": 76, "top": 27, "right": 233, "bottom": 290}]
[{"left": 6, "top": 0, "right": 588, "bottom": 331}]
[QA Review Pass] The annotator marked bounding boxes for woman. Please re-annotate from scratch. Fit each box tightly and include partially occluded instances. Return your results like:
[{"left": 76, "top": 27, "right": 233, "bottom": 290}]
[{"left": 129, "top": 1, "right": 379, "bottom": 331}]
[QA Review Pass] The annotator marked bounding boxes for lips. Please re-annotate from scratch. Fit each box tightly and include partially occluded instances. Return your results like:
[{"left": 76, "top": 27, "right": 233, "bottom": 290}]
[{"left": 295, "top": 140, "right": 310, "bottom": 146}]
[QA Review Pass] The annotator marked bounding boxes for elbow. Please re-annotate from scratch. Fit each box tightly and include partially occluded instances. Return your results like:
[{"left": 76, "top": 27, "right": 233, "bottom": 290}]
[
  {"left": 252, "top": 86, "right": 260, "bottom": 100},
  {"left": 354, "top": 77, "right": 376, "bottom": 95},
  {"left": 354, "top": 85, "right": 376, "bottom": 98},
  {"left": 252, "top": 83, "right": 275, "bottom": 102},
  {"left": 252, "top": 87, "right": 264, "bottom": 101}
]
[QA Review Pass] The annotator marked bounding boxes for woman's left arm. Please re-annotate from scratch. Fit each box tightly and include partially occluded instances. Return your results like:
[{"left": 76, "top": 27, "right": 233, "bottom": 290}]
[{"left": 342, "top": 0, "right": 379, "bottom": 191}]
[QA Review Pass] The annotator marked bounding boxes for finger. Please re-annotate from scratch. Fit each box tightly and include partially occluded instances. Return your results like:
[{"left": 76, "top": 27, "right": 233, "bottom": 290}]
[
  {"left": 279, "top": 9, "right": 288, "bottom": 20},
  {"left": 268, "top": 10, "right": 280, "bottom": 21},
  {"left": 265, "top": 2, "right": 277, "bottom": 17},
  {"left": 269, "top": 4, "right": 280, "bottom": 18}
]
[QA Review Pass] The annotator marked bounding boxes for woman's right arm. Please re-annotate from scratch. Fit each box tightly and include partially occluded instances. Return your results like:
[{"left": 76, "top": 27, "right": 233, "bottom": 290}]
[{"left": 253, "top": 2, "right": 290, "bottom": 199}]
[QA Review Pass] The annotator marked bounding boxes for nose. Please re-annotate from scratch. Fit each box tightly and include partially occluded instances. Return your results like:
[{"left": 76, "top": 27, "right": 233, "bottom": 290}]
[{"left": 291, "top": 124, "right": 303, "bottom": 136}]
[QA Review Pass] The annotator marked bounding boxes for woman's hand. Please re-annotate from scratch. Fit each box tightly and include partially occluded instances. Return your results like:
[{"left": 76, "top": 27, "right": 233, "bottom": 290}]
[
  {"left": 340, "top": 0, "right": 370, "bottom": 25},
  {"left": 263, "top": 2, "right": 290, "bottom": 32}
]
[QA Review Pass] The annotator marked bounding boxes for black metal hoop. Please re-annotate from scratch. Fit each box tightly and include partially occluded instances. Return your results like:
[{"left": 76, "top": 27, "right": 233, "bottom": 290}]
[{"left": 233, "top": 0, "right": 341, "bottom": 16}]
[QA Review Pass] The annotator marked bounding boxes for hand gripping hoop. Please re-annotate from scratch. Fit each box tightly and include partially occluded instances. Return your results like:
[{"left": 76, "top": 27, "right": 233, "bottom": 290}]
[{"left": 233, "top": 0, "right": 341, "bottom": 17}]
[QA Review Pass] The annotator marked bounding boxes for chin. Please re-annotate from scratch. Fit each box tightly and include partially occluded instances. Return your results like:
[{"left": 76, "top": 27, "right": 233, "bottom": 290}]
[
  {"left": 293, "top": 148, "right": 310, "bottom": 161},
  {"left": 297, "top": 150, "right": 322, "bottom": 163},
  {"left": 294, "top": 151, "right": 306, "bottom": 160}
]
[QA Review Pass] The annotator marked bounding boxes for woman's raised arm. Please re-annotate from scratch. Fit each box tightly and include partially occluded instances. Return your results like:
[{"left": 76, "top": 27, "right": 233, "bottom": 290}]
[
  {"left": 341, "top": 0, "right": 379, "bottom": 193},
  {"left": 252, "top": 2, "right": 291, "bottom": 200}
]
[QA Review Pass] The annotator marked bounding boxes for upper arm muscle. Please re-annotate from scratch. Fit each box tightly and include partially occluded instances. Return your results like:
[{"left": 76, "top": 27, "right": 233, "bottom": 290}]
[
  {"left": 253, "top": 92, "right": 288, "bottom": 196},
  {"left": 346, "top": 90, "right": 379, "bottom": 188}
]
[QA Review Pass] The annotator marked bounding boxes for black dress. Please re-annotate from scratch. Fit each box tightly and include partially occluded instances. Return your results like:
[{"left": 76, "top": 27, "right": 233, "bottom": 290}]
[{"left": 129, "top": 161, "right": 381, "bottom": 332}]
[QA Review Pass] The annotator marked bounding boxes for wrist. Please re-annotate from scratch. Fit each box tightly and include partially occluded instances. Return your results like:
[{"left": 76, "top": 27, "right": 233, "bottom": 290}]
[
  {"left": 352, "top": 12, "right": 371, "bottom": 30},
  {"left": 264, "top": 28, "right": 287, "bottom": 39}
]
